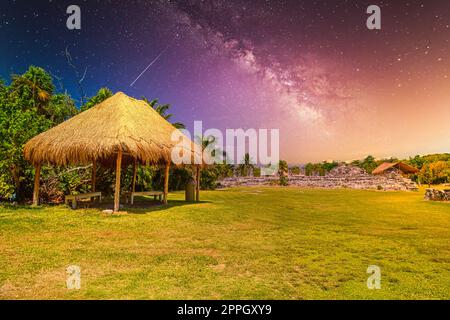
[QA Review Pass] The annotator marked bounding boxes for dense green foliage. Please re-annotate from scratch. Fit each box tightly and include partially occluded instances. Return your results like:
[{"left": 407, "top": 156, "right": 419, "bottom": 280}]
[
  {"left": 278, "top": 160, "right": 289, "bottom": 186},
  {"left": 252, "top": 167, "right": 261, "bottom": 177},
  {"left": 407, "top": 154, "right": 450, "bottom": 185},
  {"left": 351, "top": 155, "right": 380, "bottom": 174},
  {"left": 350, "top": 154, "right": 450, "bottom": 184},
  {"left": 290, "top": 166, "right": 301, "bottom": 175},
  {"left": 80, "top": 87, "right": 113, "bottom": 111},
  {"left": 293, "top": 154, "right": 449, "bottom": 186},
  {"left": 304, "top": 161, "right": 339, "bottom": 176},
  {"left": 0, "top": 66, "right": 78, "bottom": 200},
  {"left": 142, "top": 97, "right": 185, "bottom": 129},
  {"left": 237, "top": 153, "right": 255, "bottom": 177}
]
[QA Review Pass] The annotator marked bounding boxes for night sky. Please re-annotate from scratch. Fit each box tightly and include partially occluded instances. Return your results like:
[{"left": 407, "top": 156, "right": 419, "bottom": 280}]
[{"left": 1, "top": 0, "right": 449, "bottom": 162}]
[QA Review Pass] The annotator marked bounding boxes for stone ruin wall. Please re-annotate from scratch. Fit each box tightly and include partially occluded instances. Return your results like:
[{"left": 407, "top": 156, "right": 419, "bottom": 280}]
[
  {"left": 424, "top": 189, "right": 450, "bottom": 201},
  {"left": 218, "top": 165, "right": 418, "bottom": 191}
]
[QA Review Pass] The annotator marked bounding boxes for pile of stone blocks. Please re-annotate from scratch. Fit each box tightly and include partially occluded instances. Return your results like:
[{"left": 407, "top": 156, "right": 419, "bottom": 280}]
[
  {"left": 219, "top": 164, "right": 418, "bottom": 191},
  {"left": 424, "top": 189, "right": 450, "bottom": 201}
]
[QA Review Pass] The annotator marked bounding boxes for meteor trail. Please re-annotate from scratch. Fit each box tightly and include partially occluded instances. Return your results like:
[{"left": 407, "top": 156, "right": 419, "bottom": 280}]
[{"left": 129, "top": 46, "right": 170, "bottom": 87}]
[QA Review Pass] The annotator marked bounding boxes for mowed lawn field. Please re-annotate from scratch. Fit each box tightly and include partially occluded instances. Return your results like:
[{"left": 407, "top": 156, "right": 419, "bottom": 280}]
[{"left": 0, "top": 187, "right": 449, "bottom": 300}]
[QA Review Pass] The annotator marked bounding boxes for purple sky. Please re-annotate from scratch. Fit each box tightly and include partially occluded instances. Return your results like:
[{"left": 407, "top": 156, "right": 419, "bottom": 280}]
[{"left": 1, "top": 0, "right": 449, "bottom": 162}]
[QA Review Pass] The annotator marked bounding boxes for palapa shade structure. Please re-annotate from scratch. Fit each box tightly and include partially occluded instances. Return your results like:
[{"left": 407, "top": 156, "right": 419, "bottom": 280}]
[
  {"left": 24, "top": 92, "right": 202, "bottom": 211},
  {"left": 372, "top": 162, "right": 419, "bottom": 175}
]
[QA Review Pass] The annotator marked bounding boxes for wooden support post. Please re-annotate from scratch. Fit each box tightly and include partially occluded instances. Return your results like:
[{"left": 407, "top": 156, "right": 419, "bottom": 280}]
[
  {"left": 196, "top": 165, "right": 200, "bottom": 202},
  {"left": 131, "top": 159, "right": 137, "bottom": 193},
  {"left": 91, "top": 160, "right": 97, "bottom": 192},
  {"left": 72, "top": 197, "right": 77, "bottom": 209},
  {"left": 130, "top": 159, "right": 137, "bottom": 205},
  {"left": 163, "top": 163, "right": 170, "bottom": 205},
  {"left": 114, "top": 150, "right": 122, "bottom": 212},
  {"left": 32, "top": 163, "right": 41, "bottom": 206}
]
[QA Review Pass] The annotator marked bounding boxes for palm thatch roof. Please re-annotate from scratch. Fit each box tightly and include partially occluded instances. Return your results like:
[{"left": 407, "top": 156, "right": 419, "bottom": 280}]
[
  {"left": 372, "top": 162, "right": 419, "bottom": 175},
  {"left": 24, "top": 92, "right": 200, "bottom": 167}
]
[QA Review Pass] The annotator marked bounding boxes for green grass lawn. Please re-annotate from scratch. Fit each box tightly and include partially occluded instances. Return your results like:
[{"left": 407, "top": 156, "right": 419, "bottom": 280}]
[{"left": 0, "top": 187, "right": 449, "bottom": 300}]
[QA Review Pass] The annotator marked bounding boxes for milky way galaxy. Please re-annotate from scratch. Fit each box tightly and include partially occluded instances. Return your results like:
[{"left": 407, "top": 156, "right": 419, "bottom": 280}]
[{"left": 1, "top": 0, "right": 449, "bottom": 162}]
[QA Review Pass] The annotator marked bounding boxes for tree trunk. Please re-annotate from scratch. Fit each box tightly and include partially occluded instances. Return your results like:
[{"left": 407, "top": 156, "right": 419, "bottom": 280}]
[
  {"left": 32, "top": 163, "right": 41, "bottom": 206},
  {"left": 196, "top": 166, "right": 200, "bottom": 202},
  {"left": 163, "top": 163, "right": 170, "bottom": 205},
  {"left": 11, "top": 165, "right": 20, "bottom": 200},
  {"left": 114, "top": 150, "right": 122, "bottom": 212}
]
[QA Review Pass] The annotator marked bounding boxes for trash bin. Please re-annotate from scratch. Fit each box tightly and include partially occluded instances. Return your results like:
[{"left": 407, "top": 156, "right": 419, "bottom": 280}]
[{"left": 185, "top": 179, "right": 195, "bottom": 202}]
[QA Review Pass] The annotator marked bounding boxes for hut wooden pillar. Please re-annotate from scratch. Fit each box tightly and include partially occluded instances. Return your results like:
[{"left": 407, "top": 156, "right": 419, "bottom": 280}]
[
  {"left": 131, "top": 159, "right": 137, "bottom": 193},
  {"left": 114, "top": 150, "right": 123, "bottom": 212},
  {"left": 32, "top": 163, "right": 41, "bottom": 206},
  {"left": 130, "top": 159, "right": 137, "bottom": 205},
  {"left": 91, "top": 160, "right": 97, "bottom": 192},
  {"left": 163, "top": 163, "right": 170, "bottom": 205},
  {"left": 195, "top": 165, "right": 201, "bottom": 202}
]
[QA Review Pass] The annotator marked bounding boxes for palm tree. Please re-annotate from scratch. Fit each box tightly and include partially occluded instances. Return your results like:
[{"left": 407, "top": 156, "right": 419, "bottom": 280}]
[
  {"left": 195, "top": 134, "right": 229, "bottom": 163},
  {"left": 81, "top": 87, "right": 113, "bottom": 111},
  {"left": 11, "top": 66, "right": 54, "bottom": 110},
  {"left": 278, "top": 160, "right": 289, "bottom": 186},
  {"left": 238, "top": 153, "right": 255, "bottom": 176},
  {"left": 194, "top": 135, "right": 234, "bottom": 179},
  {"left": 278, "top": 160, "right": 289, "bottom": 176},
  {"left": 194, "top": 134, "right": 217, "bottom": 162},
  {"left": 142, "top": 97, "right": 185, "bottom": 129},
  {"left": 195, "top": 134, "right": 216, "bottom": 151}
]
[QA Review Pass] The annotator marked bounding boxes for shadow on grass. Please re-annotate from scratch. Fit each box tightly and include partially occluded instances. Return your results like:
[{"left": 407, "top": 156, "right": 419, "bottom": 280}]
[
  {"left": 0, "top": 203, "right": 46, "bottom": 211},
  {"left": 122, "top": 199, "right": 212, "bottom": 215},
  {"left": 1, "top": 198, "right": 212, "bottom": 215}
]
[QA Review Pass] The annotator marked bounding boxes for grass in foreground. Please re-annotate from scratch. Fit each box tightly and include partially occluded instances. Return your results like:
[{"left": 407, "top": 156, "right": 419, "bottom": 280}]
[{"left": 0, "top": 187, "right": 449, "bottom": 299}]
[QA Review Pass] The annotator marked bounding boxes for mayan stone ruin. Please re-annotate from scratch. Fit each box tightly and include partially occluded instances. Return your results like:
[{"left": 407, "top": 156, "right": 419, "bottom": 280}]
[
  {"left": 218, "top": 164, "right": 418, "bottom": 191},
  {"left": 424, "top": 189, "right": 450, "bottom": 201}
]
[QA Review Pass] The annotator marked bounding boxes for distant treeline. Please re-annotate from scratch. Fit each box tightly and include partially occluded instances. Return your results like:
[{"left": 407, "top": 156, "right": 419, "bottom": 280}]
[
  {"left": 406, "top": 154, "right": 450, "bottom": 185},
  {"left": 288, "top": 154, "right": 450, "bottom": 185}
]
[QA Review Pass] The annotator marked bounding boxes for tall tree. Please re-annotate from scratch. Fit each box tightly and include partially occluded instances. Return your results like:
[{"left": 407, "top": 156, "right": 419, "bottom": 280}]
[
  {"left": 46, "top": 93, "right": 78, "bottom": 124},
  {"left": 238, "top": 153, "right": 255, "bottom": 176},
  {"left": 81, "top": 87, "right": 113, "bottom": 111},
  {"left": 360, "top": 155, "right": 378, "bottom": 174},
  {"left": 278, "top": 160, "right": 289, "bottom": 186},
  {"left": 195, "top": 134, "right": 216, "bottom": 151},
  {"left": 10, "top": 66, "right": 54, "bottom": 112},
  {"left": 0, "top": 67, "right": 77, "bottom": 200},
  {"left": 142, "top": 97, "right": 185, "bottom": 129}
]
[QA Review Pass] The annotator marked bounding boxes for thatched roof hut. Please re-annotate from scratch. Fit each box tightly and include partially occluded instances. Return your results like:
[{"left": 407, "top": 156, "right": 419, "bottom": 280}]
[
  {"left": 24, "top": 92, "right": 201, "bottom": 211},
  {"left": 372, "top": 162, "right": 419, "bottom": 175},
  {"left": 24, "top": 92, "right": 198, "bottom": 166}
]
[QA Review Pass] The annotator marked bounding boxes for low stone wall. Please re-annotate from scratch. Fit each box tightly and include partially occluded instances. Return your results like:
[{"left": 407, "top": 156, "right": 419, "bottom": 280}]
[
  {"left": 218, "top": 165, "right": 418, "bottom": 191},
  {"left": 219, "top": 176, "right": 278, "bottom": 188},
  {"left": 424, "top": 189, "right": 450, "bottom": 201}
]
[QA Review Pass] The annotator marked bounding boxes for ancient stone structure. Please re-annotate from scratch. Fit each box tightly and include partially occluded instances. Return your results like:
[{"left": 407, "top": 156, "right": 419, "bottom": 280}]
[
  {"left": 219, "top": 164, "right": 418, "bottom": 191},
  {"left": 424, "top": 189, "right": 450, "bottom": 201}
]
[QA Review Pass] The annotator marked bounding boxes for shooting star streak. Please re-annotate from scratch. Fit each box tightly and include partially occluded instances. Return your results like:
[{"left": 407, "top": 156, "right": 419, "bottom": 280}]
[{"left": 129, "top": 46, "right": 170, "bottom": 87}]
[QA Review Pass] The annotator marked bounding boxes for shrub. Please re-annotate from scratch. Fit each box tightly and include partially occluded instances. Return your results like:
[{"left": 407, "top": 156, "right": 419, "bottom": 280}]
[
  {"left": 290, "top": 166, "right": 301, "bottom": 175},
  {"left": 278, "top": 160, "right": 289, "bottom": 186}
]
